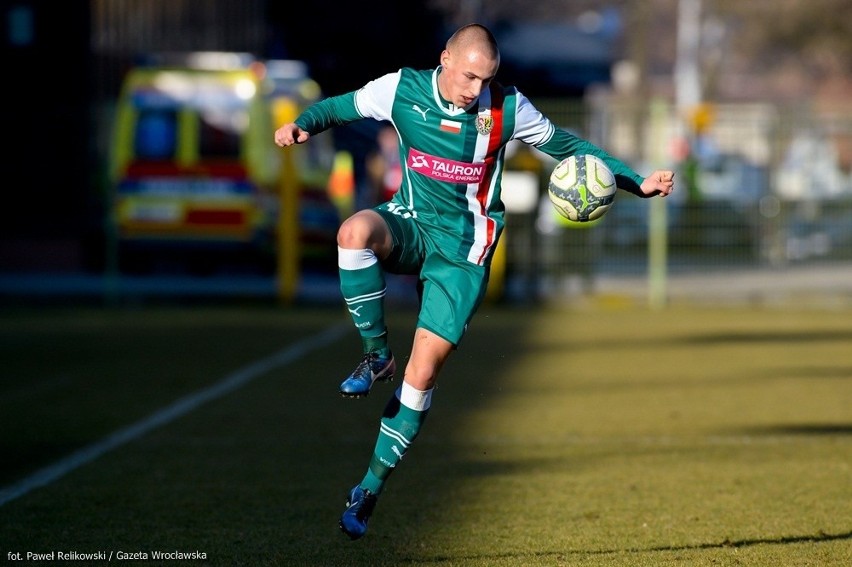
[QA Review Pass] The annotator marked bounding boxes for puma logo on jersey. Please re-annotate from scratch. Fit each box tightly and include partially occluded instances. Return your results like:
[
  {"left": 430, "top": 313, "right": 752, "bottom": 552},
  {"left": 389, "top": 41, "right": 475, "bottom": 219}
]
[
  {"left": 412, "top": 104, "right": 430, "bottom": 120},
  {"left": 348, "top": 305, "right": 364, "bottom": 316}
]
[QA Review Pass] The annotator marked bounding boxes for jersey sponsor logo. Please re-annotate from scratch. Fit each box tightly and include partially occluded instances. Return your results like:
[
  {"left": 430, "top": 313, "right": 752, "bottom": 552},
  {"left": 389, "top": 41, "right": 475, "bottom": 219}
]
[
  {"left": 408, "top": 148, "right": 485, "bottom": 183},
  {"left": 439, "top": 119, "right": 461, "bottom": 133},
  {"left": 412, "top": 104, "right": 430, "bottom": 120}
]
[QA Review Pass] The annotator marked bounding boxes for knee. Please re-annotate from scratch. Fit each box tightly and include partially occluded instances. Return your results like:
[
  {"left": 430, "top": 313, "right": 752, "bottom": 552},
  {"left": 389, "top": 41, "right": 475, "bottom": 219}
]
[
  {"left": 404, "top": 360, "right": 440, "bottom": 391},
  {"left": 338, "top": 211, "right": 390, "bottom": 252},
  {"left": 337, "top": 216, "right": 369, "bottom": 248}
]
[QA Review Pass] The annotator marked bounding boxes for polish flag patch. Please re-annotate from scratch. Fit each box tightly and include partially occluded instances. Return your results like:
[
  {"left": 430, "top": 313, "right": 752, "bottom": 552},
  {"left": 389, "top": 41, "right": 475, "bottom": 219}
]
[{"left": 440, "top": 119, "right": 462, "bottom": 134}]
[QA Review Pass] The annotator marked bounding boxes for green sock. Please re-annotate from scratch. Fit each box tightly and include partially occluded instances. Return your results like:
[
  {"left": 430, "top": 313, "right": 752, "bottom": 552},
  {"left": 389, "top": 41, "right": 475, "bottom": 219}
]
[
  {"left": 360, "top": 384, "right": 432, "bottom": 495},
  {"left": 363, "top": 334, "right": 390, "bottom": 357},
  {"left": 338, "top": 249, "right": 388, "bottom": 355}
]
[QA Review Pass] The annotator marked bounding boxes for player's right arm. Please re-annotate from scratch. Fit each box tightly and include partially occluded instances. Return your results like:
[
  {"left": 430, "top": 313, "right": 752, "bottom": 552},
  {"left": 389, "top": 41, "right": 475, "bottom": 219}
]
[
  {"left": 274, "top": 123, "right": 310, "bottom": 147},
  {"left": 274, "top": 91, "right": 363, "bottom": 147},
  {"left": 274, "top": 71, "right": 402, "bottom": 149}
]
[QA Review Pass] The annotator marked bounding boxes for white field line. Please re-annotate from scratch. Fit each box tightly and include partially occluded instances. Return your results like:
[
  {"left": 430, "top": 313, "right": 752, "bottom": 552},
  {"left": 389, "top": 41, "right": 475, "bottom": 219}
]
[{"left": 0, "top": 322, "right": 349, "bottom": 508}]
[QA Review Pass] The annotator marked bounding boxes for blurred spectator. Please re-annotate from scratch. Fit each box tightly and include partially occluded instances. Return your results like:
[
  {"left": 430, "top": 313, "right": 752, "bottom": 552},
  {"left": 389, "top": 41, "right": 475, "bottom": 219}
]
[{"left": 365, "top": 124, "right": 403, "bottom": 205}]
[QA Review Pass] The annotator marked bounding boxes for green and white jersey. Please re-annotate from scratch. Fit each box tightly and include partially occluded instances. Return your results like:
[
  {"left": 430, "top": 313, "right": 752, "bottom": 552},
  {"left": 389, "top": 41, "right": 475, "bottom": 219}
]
[{"left": 296, "top": 66, "right": 644, "bottom": 266}]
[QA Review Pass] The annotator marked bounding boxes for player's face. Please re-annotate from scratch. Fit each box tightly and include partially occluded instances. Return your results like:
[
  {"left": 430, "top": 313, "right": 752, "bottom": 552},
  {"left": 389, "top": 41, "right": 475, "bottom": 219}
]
[{"left": 439, "top": 47, "right": 499, "bottom": 109}]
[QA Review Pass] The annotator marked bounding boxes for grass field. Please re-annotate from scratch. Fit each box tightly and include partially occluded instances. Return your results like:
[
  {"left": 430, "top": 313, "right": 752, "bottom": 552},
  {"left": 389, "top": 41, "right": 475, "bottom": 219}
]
[{"left": 1, "top": 301, "right": 850, "bottom": 566}]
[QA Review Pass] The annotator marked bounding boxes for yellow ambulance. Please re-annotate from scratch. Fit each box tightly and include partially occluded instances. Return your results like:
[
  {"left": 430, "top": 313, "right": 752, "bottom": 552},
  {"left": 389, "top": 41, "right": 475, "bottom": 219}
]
[{"left": 108, "top": 53, "right": 339, "bottom": 288}]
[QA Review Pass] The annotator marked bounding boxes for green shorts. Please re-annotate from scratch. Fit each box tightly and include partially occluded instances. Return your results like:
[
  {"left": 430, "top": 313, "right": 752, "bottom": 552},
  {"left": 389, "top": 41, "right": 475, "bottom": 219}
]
[{"left": 374, "top": 205, "right": 490, "bottom": 346}]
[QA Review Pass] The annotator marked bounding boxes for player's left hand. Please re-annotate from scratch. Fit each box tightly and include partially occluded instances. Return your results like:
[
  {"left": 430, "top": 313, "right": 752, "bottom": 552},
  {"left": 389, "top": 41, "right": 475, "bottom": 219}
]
[{"left": 640, "top": 170, "right": 675, "bottom": 197}]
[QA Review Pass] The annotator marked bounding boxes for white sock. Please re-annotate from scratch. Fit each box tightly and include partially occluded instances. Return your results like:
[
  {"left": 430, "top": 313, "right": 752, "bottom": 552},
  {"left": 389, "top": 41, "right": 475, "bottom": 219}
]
[
  {"left": 338, "top": 247, "right": 378, "bottom": 270},
  {"left": 398, "top": 382, "right": 433, "bottom": 411}
]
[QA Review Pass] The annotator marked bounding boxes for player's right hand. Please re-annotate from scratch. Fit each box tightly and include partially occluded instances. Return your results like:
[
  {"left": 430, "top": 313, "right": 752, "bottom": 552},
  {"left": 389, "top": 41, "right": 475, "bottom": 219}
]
[{"left": 274, "top": 123, "right": 310, "bottom": 147}]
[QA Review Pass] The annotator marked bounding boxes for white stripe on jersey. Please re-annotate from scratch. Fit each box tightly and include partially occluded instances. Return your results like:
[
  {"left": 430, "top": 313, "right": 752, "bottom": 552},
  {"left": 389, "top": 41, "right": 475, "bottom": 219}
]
[{"left": 465, "top": 88, "right": 500, "bottom": 265}]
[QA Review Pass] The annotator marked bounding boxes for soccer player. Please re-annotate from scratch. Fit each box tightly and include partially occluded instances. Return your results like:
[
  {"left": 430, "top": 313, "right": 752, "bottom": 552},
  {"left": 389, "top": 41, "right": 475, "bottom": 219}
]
[{"left": 274, "top": 23, "right": 674, "bottom": 540}]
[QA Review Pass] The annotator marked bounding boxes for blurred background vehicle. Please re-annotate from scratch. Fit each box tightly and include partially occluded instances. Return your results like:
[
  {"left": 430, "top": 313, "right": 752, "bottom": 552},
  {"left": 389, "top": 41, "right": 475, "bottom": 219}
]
[{"left": 107, "top": 53, "right": 340, "bottom": 291}]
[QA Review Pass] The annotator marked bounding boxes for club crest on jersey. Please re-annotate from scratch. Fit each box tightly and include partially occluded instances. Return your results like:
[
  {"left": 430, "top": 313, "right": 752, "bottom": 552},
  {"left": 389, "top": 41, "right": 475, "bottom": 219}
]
[{"left": 475, "top": 114, "right": 493, "bottom": 135}]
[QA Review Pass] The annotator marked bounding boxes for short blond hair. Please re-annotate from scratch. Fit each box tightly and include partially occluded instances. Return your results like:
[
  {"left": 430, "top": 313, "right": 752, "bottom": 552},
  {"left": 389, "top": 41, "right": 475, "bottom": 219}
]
[{"left": 446, "top": 23, "right": 499, "bottom": 61}]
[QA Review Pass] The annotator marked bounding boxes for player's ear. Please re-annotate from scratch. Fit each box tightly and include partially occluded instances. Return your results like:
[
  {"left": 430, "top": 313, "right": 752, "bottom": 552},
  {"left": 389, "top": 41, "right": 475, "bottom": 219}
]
[{"left": 440, "top": 50, "right": 450, "bottom": 68}]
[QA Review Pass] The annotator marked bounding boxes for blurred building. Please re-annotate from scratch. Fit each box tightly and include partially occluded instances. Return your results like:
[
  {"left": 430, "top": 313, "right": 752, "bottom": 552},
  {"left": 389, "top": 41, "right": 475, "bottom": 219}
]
[{"left": 2, "top": 2, "right": 90, "bottom": 270}]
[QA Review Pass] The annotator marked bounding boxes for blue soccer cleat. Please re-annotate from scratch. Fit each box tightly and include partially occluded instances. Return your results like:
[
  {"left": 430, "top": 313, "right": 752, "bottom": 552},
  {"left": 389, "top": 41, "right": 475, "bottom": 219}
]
[
  {"left": 339, "top": 485, "right": 378, "bottom": 540},
  {"left": 339, "top": 352, "right": 395, "bottom": 398}
]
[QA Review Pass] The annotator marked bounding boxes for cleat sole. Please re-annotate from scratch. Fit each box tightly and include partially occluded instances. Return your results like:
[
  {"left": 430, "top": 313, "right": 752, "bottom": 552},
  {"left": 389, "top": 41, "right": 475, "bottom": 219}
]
[
  {"left": 338, "top": 374, "right": 394, "bottom": 398},
  {"left": 339, "top": 520, "right": 361, "bottom": 540},
  {"left": 340, "top": 391, "right": 369, "bottom": 399}
]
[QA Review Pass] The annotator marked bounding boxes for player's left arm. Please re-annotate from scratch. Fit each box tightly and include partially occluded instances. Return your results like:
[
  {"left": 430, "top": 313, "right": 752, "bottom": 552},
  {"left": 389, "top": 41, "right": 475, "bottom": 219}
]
[
  {"left": 511, "top": 91, "right": 674, "bottom": 198},
  {"left": 639, "top": 170, "right": 675, "bottom": 198},
  {"left": 540, "top": 129, "right": 674, "bottom": 198}
]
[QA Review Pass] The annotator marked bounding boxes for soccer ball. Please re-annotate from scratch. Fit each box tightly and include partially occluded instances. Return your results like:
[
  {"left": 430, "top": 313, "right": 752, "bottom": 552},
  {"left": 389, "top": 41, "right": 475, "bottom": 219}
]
[{"left": 548, "top": 154, "right": 617, "bottom": 222}]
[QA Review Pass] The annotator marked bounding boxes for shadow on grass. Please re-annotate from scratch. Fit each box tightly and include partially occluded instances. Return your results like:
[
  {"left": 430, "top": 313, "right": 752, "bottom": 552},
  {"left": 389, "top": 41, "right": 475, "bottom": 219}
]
[
  {"left": 402, "top": 529, "right": 852, "bottom": 564},
  {"left": 756, "top": 365, "right": 852, "bottom": 379},
  {"left": 680, "top": 329, "right": 852, "bottom": 345},
  {"left": 735, "top": 423, "right": 852, "bottom": 436}
]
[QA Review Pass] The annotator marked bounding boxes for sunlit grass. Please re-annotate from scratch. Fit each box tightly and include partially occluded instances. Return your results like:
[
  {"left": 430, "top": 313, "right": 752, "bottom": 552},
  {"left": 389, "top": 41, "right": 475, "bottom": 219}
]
[{"left": 1, "top": 303, "right": 849, "bottom": 565}]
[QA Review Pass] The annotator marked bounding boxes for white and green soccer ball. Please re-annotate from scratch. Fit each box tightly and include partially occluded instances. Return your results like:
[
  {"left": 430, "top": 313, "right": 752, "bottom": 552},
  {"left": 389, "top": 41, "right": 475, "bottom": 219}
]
[{"left": 547, "top": 154, "right": 617, "bottom": 222}]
